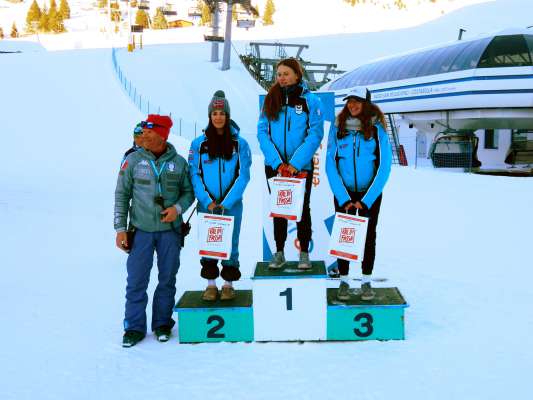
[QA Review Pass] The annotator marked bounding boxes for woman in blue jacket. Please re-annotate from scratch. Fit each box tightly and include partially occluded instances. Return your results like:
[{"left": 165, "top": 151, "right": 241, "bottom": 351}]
[
  {"left": 257, "top": 58, "right": 324, "bottom": 270},
  {"left": 326, "top": 87, "right": 392, "bottom": 301},
  {"left": 189, "top": 90, "right": 252, "bottom": 301}
]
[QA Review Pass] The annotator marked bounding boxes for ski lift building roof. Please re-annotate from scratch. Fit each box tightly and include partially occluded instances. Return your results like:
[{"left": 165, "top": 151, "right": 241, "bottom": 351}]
[{"left": 328, "top": 29, "right": 533, "bottom": 90}]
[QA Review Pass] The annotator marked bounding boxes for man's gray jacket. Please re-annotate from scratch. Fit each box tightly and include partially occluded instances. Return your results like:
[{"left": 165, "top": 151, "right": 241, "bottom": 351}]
[{"left": 114, "top": 142, "right": 195, "bottom": 233}]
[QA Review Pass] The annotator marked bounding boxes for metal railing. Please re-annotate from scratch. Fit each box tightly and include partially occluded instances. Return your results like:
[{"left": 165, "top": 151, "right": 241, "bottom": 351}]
[{"left": 111, "top": 47, "right": 203, "bottom": 139}]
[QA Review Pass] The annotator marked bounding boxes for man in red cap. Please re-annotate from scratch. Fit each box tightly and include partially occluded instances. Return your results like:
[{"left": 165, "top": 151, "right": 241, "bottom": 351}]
[{"left": 114, "top": 114, "right": 195, "bottom": 347}]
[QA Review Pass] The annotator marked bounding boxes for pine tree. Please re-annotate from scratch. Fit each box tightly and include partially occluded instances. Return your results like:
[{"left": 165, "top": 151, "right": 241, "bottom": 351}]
[
  {"left": 232, "top": 4, "right": 238, "bottom": 22},
  {"left": 26, "top": 0, "right": 42, "bottom": 33},
  {"left": 200, "top": 1, "right": 211, "bottom": 26},
  {"left": 11, "top": 22, "right": 18, "bottom": 38},
  {"left": 48, "top": 1, "right": 65, "bottom": 33},
  {"left": 262, "top": 0, "right": 275, "bottom": 26},
  {"left": 135, "top": 9, "right": 149, "bottom": 28},
  {"left": 59, "top": 0, "right": 71, "bottom": 19},
  {"left": 152, "top": 8, "right": 168, "bottom": 30},
  {"left": 39, "top": 3, "right": 50, "bottom": 32}
]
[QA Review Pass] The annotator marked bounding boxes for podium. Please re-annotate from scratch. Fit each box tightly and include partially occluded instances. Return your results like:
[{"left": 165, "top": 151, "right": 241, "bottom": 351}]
[
  {"left": 174, "top": 261, "right": 408, "bottom": 343},
  {"left": 174, "top": 290, "right": 254, "bottom": 343},
  {"left": 252, "top": 261, "right": 327, "bottom": 341},
  {"left": 327, "top": 287, "right": 408, "bottom": 341}
]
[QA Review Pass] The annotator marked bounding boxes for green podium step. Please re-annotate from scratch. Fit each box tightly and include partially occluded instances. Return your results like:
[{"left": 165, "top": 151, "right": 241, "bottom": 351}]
[
  {"left": 253, "top": 261, "right": 327, "bottom": 279},
  {"left": 174, "top": 290, "right": 254, "bottom": 343},
  {"left": 327, "top": 287, "right": 408, "bottom": 341}
]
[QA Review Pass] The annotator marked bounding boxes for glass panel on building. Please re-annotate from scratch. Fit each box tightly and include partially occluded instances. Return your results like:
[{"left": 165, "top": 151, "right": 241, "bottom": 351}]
[
  {"left": 449, "top": 37, "right": 491, "bottom": 72},
  {"left": 525, "top": 35, "right": 533, "bottom": 62},
  {"left": 478, "top": 35, "right": 532, "bottom": 68},
  {"left": 484, "top": 129, "right": 498, "bottom": 149},
  {"left": 415, "top": 47, "right": 449, "bottom": 77}
]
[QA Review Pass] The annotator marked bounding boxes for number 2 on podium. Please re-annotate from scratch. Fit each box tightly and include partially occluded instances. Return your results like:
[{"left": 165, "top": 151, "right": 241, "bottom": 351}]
[{"left": 279, "top": 288, "right": 293, "bottom": 310}]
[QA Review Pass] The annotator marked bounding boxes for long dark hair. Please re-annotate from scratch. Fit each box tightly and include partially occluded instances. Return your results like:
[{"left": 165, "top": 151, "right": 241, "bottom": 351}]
[
  {"left": 205, "top": 118, "right": 234, "bottom": 160},
  {"left": 262, "top": 58, "right": 304, "bottom": 121},
  {"left": 337, "top": 101, "right": 387, "bottom": 140}
]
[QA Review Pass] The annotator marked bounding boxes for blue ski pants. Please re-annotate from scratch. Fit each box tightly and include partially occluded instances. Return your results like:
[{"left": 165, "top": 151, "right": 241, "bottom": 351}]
[{"left": 124, "top": 229, "right": 181, "bottom": 333}]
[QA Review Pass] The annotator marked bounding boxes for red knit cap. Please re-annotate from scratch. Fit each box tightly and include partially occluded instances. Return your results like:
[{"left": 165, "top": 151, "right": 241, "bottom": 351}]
[{"left": 145, "top": 114, "right": 173, "bottom": 141}]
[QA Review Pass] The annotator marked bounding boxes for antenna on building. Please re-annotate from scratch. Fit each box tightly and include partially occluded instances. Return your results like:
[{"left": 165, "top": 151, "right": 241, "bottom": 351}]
[{"left": 458, "top": 28, "right": 466, "bottom": 40}]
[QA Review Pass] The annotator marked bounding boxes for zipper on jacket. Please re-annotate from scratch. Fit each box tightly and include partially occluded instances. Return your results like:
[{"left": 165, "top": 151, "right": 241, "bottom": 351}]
[
  {"left": 218, "top": 158, "right": 223, "bottom": 202},
  {"left": 353, "top": 133, "right": 358, "bottom": 193},
  {"left": 288, "top": 116, "right": 291, "bottom": 131},
  {"left": 284, "top": 93, "right": 288, "bottom": 162}
]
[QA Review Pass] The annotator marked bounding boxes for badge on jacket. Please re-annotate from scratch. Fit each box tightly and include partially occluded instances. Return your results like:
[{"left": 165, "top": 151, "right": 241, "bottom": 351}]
[
  {"left": 168, "top": 162, "right": 175, "bottom": 172},
  {"left": 295, "top": 105, "right": 303, "bottom": 115}
]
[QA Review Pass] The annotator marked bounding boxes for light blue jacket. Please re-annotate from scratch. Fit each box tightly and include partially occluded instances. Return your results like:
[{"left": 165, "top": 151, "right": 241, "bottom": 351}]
[
  {"left": 257, "top": 82, "right": 324, "bottom": 171},
  {"left": 326, "top": 121, "right": 392, "bottom": 209},
  {"left": 188, "top": 121, "right": 252, "bottom": 210}
]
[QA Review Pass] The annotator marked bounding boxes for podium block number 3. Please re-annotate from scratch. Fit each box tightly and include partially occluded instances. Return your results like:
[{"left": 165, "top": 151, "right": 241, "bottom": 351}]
[
  {"left": 354, "top": 313, "right": 373, "bottom": 338},
  {"left": 207, "top": 315, "right": 225, "bottom": 339},
  {"left": 279, "top": 288, "right": 293, "bottom": 310}
]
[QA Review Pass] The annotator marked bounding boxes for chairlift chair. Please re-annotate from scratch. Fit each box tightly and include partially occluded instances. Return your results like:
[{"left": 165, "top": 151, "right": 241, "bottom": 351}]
[
  {"left": 237, "top": 19, "right": 255, "bottom": 29},
  {"left": 204, "top": 35, "right": 224, "bottom": 42},
  {"left": 188, "top": 7, "right": 202, "bottom": 17},
  {"left": 429, "top": 132, "right": 481, "bottom": 168}
]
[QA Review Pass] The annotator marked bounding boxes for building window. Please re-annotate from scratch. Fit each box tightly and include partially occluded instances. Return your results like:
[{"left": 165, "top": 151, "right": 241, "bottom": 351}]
[{"left": 484, "top": 130, "right": 498, "bottom": 149}]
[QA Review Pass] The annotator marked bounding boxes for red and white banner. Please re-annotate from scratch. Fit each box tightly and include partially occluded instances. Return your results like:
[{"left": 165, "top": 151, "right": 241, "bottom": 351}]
[
  {"left": 268, "top": 177, "right": 306, "bottom": 222},
  {"left": 328, "top": 212, "right": 368, "bottom": 262},
  {"left": 197, "top": 213, "right": 235, "bottom": 260}
]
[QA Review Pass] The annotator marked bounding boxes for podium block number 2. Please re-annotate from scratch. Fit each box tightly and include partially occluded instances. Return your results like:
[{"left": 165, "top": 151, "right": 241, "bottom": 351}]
[
  {"left": 279, "top": 288, "right": 293, "bottom": 310},
  {"left": 207, "top": 315, "right": 225, "bottom": 339}
]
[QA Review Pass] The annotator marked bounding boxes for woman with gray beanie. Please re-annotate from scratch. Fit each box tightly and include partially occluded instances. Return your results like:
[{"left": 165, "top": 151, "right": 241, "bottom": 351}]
[{"left": 188, "top": 91, "right": 252, "bottom": 301}]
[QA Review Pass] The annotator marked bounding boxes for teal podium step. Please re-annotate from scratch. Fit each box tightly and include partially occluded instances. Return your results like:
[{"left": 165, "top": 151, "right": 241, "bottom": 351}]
[
  {"left": 327, "top": 287, "right": 408, "bottom": 341},
  {"left": 174, "top": 290, "right": 254, "bottom": 343}
]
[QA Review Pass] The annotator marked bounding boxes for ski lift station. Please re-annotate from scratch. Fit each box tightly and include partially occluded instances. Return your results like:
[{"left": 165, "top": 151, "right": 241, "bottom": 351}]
[{"left": 323, "top": 29, "right": 533, "bottom": 173}]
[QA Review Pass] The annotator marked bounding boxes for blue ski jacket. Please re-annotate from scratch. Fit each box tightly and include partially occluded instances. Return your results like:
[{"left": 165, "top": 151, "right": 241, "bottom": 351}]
[
  {"left": 257, "top": 81, "right": 324, "bottom": 171},
  {"left": 189, "top": 121, "right": 252, "bottom": 210},
  {"left": 326, "top": 121, "right": 392, "bottom": 209}
]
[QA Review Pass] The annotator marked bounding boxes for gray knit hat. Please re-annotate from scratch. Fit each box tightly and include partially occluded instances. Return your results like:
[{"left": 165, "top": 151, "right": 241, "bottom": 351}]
[{"left": 208, "top": 90, "right": 230, "bottom": 117}]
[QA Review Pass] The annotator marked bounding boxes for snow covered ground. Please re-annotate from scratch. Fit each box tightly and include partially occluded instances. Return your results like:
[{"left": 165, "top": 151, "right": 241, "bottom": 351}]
[{"left": 1, "top": 1, "right": 533, "bottom": 399}]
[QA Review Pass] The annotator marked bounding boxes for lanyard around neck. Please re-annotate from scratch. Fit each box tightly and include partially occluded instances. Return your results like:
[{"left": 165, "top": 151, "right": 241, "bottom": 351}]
[{"left": 149, "top": 160, "right": 167, "bottom": 194}]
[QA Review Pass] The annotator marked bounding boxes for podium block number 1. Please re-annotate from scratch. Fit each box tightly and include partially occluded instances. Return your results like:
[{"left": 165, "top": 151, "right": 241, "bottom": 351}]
[
  {"left": 279, "top": 288, "right": 293, "bottom": 310},
  {"left": 253, "top": 279, "right": 327, "bottom": 341}
]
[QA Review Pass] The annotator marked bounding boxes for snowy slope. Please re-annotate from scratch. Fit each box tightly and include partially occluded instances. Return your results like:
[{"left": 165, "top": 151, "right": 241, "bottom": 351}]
[{"left": 113, "top": 42, "right": 264, "bottom": 150}]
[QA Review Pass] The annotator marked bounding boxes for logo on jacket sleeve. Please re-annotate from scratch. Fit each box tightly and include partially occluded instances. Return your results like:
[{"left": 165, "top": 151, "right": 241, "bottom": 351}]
[{"left": 120, "top": 160, "right": 128, "bottom": 170}]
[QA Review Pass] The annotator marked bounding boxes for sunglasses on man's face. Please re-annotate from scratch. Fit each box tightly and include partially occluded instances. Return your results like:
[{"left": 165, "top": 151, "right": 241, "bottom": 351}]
[
  {"left": 140, "top": 121, "right": 163, "bottom": 129},
  {"left": 133, "top": 124, "right": 144, "bottom": 136}
]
